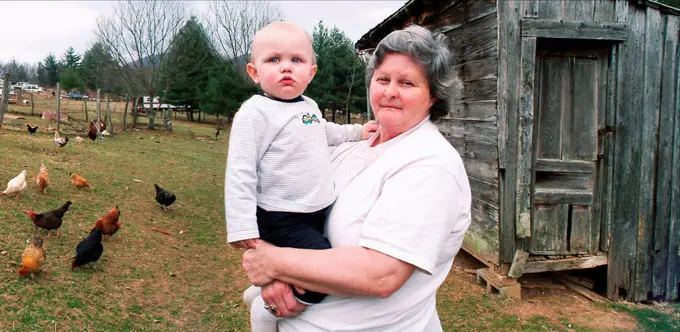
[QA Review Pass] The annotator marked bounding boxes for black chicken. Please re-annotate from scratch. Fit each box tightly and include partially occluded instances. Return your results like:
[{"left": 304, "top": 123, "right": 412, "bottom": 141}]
[
  {"left": 154, "top": 184, "right": 176, "bottom": 211},
  {"left": 72, "top": 228, "right": 104, "bottom": 270},
  {"left": 28, "top": 201, "right": 73, "bottom": 237},
  {"left": 215, "top": 127, "right": 222, "bottom": 139},
  {"left": 26, "top": 124, "right": 38, "bottom": 133}
]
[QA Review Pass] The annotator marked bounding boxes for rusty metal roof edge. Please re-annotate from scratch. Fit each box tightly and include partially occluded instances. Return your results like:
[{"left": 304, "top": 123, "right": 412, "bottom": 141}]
[{"left": 355, "top": 0, "right": 419, "bottom": 51}]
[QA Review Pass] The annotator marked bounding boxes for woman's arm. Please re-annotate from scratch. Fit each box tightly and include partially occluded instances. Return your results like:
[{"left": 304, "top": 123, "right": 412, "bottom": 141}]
[{"left": 244, "top": 242, "right": 415, "bottom": 298}]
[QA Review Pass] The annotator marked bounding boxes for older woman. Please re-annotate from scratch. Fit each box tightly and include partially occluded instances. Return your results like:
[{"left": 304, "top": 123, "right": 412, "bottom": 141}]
[{"left": 242, "top": 25, "right": 471, "bottom": 331}]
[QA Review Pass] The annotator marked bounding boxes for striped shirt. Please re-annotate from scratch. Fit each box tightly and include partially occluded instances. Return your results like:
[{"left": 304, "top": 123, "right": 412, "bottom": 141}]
[{"left": 225, "top": 95, "right": 362, "bottom": 243}]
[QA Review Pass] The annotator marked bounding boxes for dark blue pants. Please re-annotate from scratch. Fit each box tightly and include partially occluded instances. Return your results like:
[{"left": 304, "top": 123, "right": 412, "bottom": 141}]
[{"left": 256, "top": 206, "right": 330, "bottom": 304}]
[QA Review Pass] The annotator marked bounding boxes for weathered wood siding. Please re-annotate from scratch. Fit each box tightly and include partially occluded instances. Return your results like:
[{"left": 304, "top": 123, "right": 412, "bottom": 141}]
[
  {"left": 432, "top": 0, "right": 501, "bottom": 266},
  {"left": 608, "top": 2, "right": 680, "bottom": 303}
]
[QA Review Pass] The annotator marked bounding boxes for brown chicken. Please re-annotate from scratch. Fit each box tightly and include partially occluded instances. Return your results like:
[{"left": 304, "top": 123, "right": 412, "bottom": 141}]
[
  {"left": 17, "top": 236, "right": 46, "bottom": 278},
  {"left": 36, "top": 164, "right": 50, "bottom": 194},
  {"left": 70, "top": 173, "right": 90, "bottom": 189},
  {"left": 29, "top": 201, "right": 72, "bottom": 237},
  {"left": 90, "top": 206, "right": 121, "bottom": 237}
]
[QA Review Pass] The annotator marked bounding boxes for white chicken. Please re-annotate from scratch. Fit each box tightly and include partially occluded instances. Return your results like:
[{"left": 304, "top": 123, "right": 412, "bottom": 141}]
[
  {"left": 2, "top": 170, "right": 27, "bottom": 197},
  {"left": 54, "top": 131, "right": 69, "bottom": 148}
]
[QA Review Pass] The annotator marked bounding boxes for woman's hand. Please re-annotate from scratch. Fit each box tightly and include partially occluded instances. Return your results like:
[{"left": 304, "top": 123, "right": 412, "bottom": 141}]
[
  {"left": 242, "top": 240, "right": 278, "bottom": 286},
  {"left": 261, "top": 281, "right": 307, "bottom": 318},
  {"left": 361, "top": 120, "right": 379, "bottom": 140}
]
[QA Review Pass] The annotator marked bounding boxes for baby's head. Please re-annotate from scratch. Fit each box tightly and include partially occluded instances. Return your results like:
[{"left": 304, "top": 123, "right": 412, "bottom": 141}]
[{"left": 246, "top": 21, "right": 317, "bottom": 100}]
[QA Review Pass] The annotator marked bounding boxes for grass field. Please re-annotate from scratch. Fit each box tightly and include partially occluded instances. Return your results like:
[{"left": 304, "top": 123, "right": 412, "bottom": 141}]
[{"left": 0, "top": 111, "right": 677, "bottom": 331}]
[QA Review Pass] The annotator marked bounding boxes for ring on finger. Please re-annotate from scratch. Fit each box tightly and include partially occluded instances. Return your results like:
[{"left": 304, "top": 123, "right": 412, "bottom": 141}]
[{"left": 263, "top": 303, "right": 278, "bottom": 316}]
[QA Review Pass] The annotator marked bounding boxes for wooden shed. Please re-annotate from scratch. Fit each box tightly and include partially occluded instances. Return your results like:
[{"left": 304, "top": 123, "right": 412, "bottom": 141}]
[{"left": 356, "top": 0, "right": 680, "bottom": 302}]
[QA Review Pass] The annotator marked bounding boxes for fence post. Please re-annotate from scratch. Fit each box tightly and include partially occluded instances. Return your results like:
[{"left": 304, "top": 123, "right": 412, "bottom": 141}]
[
  {"left": 105, "top": 93, "right": 112, "bottom": 134},
  {"left": 96, "top": 89, "right": 103, "bottom": 141},
  {"left": 56, "top": 83, "right": 61, "bottom": 132},
  {"left": 0, "top": 73, "right": 9, "bottom": 129},
  {"left": 30, "top": 93, "right": 35, "bottom": 116},
  {"left": 84, "top": 98, "right": 89, "bottom": 122},
  {"left": 122, "top": 94, "right": 129, "bottom": 132}
]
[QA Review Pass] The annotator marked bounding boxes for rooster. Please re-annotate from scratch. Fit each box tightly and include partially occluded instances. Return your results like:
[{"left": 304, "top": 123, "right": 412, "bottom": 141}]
[
  {"left": 36, "top": 164, "right": 50, "bottom": 194},
  {"left": 154, "top": 184, "right": 176, "bottom": 211},
  {"left": 72, "top": 228, "right": 103, "bottom": 270},
  {"left": 70, "top": 173, "right": 90, "bottom": 189},
  {"left": 54, "top": 131, "right": 69, "bottom": 148},
  {"left": 28, "top": 201, "right": 72, "bottom": 237},
  {"left": 2, "top": 170, "right": 27, "bottom": 198},
  {"left": 17, "top": 236, "right": 46, "bottom": 278},
  {"left": 88, "top": 120, "right": 106, "bottom": 142},
  {"left": 26, "top": 124, "right": 38, "bottom": 134},
  {"left": 90, "top": 206, "right": 121, "bottom": 238}
]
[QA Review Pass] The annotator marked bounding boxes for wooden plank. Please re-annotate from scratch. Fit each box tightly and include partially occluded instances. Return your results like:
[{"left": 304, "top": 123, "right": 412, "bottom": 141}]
[
  {"left": 592, "top": 51, "right": 609, "bottom": 253},
  {"left": 515, "top": 37, "right": 536, "bottom": 239},
  {"left": 521, "top": 19, "right": 628, "bottom": 41},
  {"left": 453, "top": 56, "right": 498, "bottom": 82},
  {"left": 463, "top": 157, "right": 498, "bottom": 183},
  {"left": 634, "top": 7, "right": 662, "bottom": 302},
  {"left": 652, "top": 15, "right": 678, "bottom": 299},
  {"left": 536, "top": 57, "right": 566, "bottom": 159},
  {"left": 535, "top": 159, "right": 595, "bottom": 173},
  {"left": 600, "top": 46, "right": 618, "bottom": 252},
  {"left": 448, "top": 13, "right": 497, "bottom": 49},
  {"left": 446, "top": 136, "right": 465, "bottom": 152},
  {"left": 498, "top": 0, "right": 522, "bottom": 264},
  {"left": 469, "top": 176, "right": 499, "bottom": 205},
  {"left": 534, "top": 188, "right": 593, "bottom": 205},
  {"left": 471, "top": 197, "right": 500, "bottom": 231},
  {"left": 508, "top": 250, "right": 530, "bottom": 278},
  {"left": 464, "top": 120, "right": 498, "bottom": 142},
  {"left": 530, "top": 204, "right": 568, "bottom": 254},
  {"left": 568, "top": 58, "right": 598, "bottom": 161},
  {"left": 535, "top": 173, "right": 593, "bottom": 191},
  {"left": 564, "top": 0, "right": 594, "bottom": 21},
  {"left": 570, "top": 205, "right": 592, "bottom": 253},
  {"left": 465, "top": 139, "right": 498, "bottom": 163},
  {"left": 461, "top": 78, "right": 497, "bottom": 101},
  {"left": 524, "top": 254, "right": 608, "bottom": 273},
  {"left": 463, "top": 227, "right": 500, "bottom": 266},
  {"left": 594, "top": 0, "right": 615, "bottom": 22},
  {"left": 446, "top": 100, "right": 497, "bottom": 121},
  {"left": 667, "top": 15, "right": 680, "bottom": 303},
  {"left": 557, "top": 276, "right": 611, "bottom": 303},
  {"left": 437, "top": 0, "right": 497, "bottom": 33},
  {"left": 452, "top": 43, "right": 498, "bottom": 66},
  {"left": 523, "top": 0, "right": 538, "bottom": 18},
  {"left": 537, "top": 0, "right": 562, "bottom": 20},
  {"left": 615, "top": 0, "right": 629, "bottom": 23},
  {"left": 608, "top": 7, "right": 644, "bottom": 302}
]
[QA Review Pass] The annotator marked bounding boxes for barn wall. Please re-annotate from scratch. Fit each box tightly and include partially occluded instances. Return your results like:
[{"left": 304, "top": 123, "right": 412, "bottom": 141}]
[{"left": 429, "top": 0, "right": 501, "bottom": 266}]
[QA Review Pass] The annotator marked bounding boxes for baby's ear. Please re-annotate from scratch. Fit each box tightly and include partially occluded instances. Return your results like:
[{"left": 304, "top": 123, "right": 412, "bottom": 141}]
[
  {"left": 309, "top": 64, "right": 318, "bottom": 81},
  {"left": 246, "top": 63, "right": 260, "bottom": 84}
]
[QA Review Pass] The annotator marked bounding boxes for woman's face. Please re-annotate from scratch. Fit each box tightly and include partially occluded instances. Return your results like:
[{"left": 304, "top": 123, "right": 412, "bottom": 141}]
[{"left": 369, "top": 53, "right": 434, "bottom": 133}]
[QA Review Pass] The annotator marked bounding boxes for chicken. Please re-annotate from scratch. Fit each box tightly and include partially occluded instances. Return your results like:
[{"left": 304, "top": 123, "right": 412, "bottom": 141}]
[
  {"left": 154, "top": 184, "right": 176, "bottom": 211},
  {"left": 215, "top": 127, "right": 222, "bottom": 139},
  {"left": 28, "top": 201, "right": 72, "bottom": 237},
  {"left": 88, "top": 120, "right": 106, "bottom": 142},
  {"left": 70, "top": 173, "right": 90, "bottom": 189},
  {"left": 90, "top": 206, "right": 121, "bottom": 237},
  {"left": 2, "top": 170, "right": 27, "bottom": 198},
  {"left": 72, "top": 228, "right": 103, "bottom": 270},
  {"left": 26, "top": 124, "right": 38, "bottom": 134},
  {"left": 75, "top": 136, "right": 84, "bottom": 143},
  {"left": 36, "top": 164, "right": 50, "bottom": 194},
  {"left": 54, "top": 131, "right": 69, "bottom": 148},
  {"left": 17, "top": 236, "right": 46, "bottom": 278}
]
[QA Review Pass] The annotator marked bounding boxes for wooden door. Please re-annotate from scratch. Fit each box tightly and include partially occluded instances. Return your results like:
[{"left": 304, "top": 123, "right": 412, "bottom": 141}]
[{"left": 530, "top": 41, "right": 609, "bottom": 255}]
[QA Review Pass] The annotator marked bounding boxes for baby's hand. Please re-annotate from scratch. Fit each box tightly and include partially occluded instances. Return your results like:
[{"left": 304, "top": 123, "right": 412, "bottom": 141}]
[
  {"left": 230, "top": 238, "right": 259, "bottom": 250},
  {"left": 361, "top": 121, "right": 379, "bottom": 140}
]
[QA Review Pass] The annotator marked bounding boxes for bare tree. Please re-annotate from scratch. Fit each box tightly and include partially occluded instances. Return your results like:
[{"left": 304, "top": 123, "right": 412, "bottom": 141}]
[
  {"left": 206, "top": 0, "right": 284, "bottom": 71},
  {"left": 95, "top": 0, "right": 187, "bottom": 130}
]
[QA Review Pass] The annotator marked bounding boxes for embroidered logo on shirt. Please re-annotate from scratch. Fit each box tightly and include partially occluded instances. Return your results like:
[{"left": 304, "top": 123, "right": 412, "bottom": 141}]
[{"left": 302, "top": 113, "right": 320, "bottom": 125}]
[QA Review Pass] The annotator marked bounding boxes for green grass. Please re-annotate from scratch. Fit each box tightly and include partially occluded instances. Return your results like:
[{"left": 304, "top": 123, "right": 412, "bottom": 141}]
[{"left": 610, "top": 302, "right": 680, "bottom": 331}]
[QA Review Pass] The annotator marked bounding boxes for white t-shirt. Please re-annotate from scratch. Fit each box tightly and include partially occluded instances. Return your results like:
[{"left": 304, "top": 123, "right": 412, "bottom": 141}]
[{"left": 278, "top": 117, "right": 472, "bottom": 332}]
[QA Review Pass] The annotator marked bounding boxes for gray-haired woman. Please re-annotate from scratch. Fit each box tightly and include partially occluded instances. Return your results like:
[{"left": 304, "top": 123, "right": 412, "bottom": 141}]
[{"left": 241, "top": 25, "right": 472, "bottom": 331}]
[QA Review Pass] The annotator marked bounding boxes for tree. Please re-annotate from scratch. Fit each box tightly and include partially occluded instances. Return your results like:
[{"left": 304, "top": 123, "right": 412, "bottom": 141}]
[
  {"left": 60, "top": 67, "right": 86, "bottom": 92},
  {"left": 43, "top": 53, "right": 60, "bottom": 86},
  {"left": 200, "top": 60, "right": 257, "bottom": 121},
  {"left": 306, "top": 22, "right": 367, "bottom": 120},
  {"left": 95, "top": 0, "right": 188, "bottom": 130},
  {"left": 4, "top": 60, "right": 30, "bottom": 82},
  {"left": 37, "top": 62, "right": 48, "bottom": 86},
  {"left": 162, "top": 16, "right": 220, "bottom": 114},
  {"left": 82, "top": 41, "right": 122, "bottom": 92},
  {"left": 206, "top": 0, "right": 284, "bottom": 76},
  {"left": 62, "top": 47, "right": 82, "bottom": 70}
]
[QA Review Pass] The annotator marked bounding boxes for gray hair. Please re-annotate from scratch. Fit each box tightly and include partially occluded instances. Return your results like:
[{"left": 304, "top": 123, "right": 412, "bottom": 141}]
[{"left": 366, "top": 25, "right": 460, "bottom": 121}]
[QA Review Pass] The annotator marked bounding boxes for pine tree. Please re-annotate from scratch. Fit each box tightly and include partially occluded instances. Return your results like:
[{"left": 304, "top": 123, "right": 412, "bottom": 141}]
[
  {"left": 43, "top": 53, "right": 60, "bottom": 86},
  {"left": 82, "top": 41, "right": 120, "bottom": 92},
  {"left": 62, "top": 47, "right": 82, "bottom": 70}
]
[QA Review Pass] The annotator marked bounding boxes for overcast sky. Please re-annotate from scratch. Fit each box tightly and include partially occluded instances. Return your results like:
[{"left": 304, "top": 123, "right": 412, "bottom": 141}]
[{"left": 0, "top": 0, "right": 405, "bottom": 65}]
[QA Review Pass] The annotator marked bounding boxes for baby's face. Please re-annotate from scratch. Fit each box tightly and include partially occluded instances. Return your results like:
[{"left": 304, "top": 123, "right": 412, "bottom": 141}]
[{"left": 248, "top": 28, "right": 317, "bottom": 100}]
